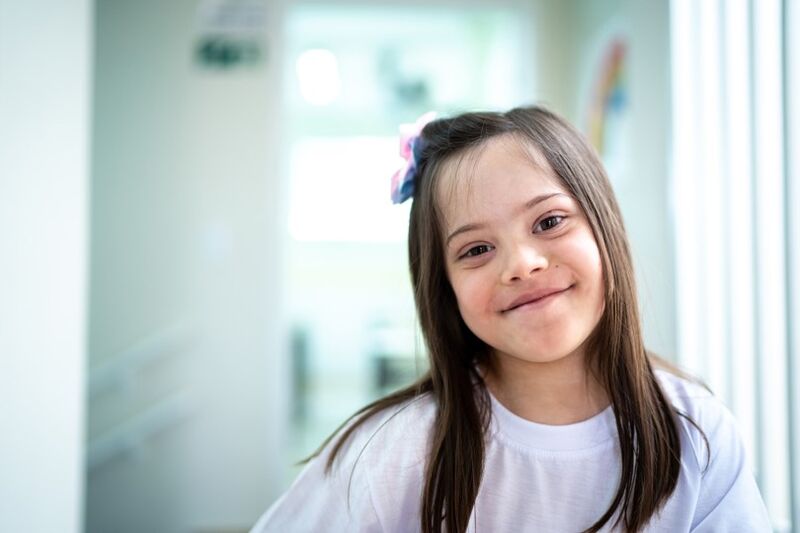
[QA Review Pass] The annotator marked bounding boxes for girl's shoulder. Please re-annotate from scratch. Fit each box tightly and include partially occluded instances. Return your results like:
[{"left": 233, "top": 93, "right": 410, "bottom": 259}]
[
  {"left": 252, "top": 394, "right": 437, "bottom": 532},
  {"left": 653, "top": 370, "right": 771, "bottom": 528},
  {"left": 654, "top": 368, "right": 744, "bottom": 471},
  {"left": 322, "top": 392, "right": 438, "bottom": 478},
  {"left": 653, "top": 367, "right": 714, "bottom": 413}
]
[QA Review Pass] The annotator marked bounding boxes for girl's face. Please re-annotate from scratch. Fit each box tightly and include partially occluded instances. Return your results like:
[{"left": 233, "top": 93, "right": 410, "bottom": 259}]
[{"left": 438, "top": 135, "right": 605, "bottom": 368}]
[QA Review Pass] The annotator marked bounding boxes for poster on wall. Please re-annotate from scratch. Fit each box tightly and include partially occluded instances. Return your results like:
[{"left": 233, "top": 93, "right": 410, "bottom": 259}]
[
  {"left": 194, "top": 0, "right": 268, "bottom": 70},
  {"left": 585, "top": 37, "right": 629, "bottom": 187}
]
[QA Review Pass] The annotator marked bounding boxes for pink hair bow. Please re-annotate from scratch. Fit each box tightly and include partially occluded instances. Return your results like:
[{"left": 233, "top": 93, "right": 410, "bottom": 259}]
[{"left": 390, "top": 111, "right": 437, "bottom": 204}]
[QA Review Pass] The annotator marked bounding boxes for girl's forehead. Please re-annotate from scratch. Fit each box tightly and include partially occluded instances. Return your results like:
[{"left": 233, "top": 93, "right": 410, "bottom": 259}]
[{"left": 435, "top": 134, "right": 566, "bottom": 224}]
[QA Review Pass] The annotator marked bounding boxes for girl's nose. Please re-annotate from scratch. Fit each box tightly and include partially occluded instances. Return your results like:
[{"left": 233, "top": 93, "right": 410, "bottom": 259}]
[{"left": 500, "top": 243, "right": 549, "bottom": 284}]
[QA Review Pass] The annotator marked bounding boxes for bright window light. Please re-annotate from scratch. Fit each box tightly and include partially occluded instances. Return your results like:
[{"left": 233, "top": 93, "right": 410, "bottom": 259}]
[
  {"left": 288, "top": 137, "right": 411, "bottom": 241},
  {"left": 295, "top": 49, "right": 341, "bottom": 106}
]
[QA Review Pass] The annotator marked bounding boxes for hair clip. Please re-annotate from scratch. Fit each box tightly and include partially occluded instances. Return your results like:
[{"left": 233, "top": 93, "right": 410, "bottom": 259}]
[{"left": 390, "top": 111, "right": 437, "bottom": 204}]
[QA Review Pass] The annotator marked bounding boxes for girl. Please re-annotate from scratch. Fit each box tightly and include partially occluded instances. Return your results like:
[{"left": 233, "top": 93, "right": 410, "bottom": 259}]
[{"left": 253, "top": 106, "right": 770, "bottom": 532}]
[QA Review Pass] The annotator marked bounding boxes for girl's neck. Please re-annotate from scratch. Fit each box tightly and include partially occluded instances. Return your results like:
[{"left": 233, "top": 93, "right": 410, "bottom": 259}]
[{"left": 481, "top": 349, "right": 610, "bottom": 426}]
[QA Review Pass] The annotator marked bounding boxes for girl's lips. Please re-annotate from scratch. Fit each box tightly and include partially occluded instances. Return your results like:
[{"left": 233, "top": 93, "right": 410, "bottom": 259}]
[{"left": 504, "top": 285, "right": 573, "bottom": 312}]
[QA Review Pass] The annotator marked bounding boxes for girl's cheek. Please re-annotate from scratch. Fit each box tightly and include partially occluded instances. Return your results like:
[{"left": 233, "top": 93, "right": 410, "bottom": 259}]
[
  {"left": 452, "top": 274, "right": 480, "bottom": 300},
  {"left": 468, "top": 279, "right": 495, "bottom": 310},
  {"left": 564, "top": 231, "right": 602, "bottom": 268}
]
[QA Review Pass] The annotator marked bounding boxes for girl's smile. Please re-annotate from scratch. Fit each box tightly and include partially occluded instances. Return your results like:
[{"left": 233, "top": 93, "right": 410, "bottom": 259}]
[
  {"left": 501, "top": 283, "right": 575, "bottom": 313},
  {"left": 439, "top": 134, "right": 605, "bottom": 368}
]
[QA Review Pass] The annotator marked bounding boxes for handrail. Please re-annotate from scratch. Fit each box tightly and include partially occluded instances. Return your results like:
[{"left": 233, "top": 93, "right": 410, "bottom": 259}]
[
  {"left": 87, "top": 389, "right": 196, "bottom": 471},
  {"left": 88, "top": 321, "right": 192, "bottom": 400},
  {"left": 87, "top": 321, "right": 196, "bottom": 470}
]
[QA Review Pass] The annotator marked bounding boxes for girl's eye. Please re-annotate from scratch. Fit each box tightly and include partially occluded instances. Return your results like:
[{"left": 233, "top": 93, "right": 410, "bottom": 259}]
[
  {"left": 535, "top": 215, "right": 565, "bottom": 233},
  {"left": 461, "top": 244, "right": 493, "bottom": 258}
]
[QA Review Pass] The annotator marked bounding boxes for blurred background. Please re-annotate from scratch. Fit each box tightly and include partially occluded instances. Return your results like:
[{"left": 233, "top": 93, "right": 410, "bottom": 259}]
[{"left": 0, "top": 0, "right": 798, "bottom": 531}]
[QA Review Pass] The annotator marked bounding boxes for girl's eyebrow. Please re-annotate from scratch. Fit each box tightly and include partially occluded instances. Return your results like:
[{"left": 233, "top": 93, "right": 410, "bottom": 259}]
[{"left": 445, "top": 192, "right": 567, "bottom": 246}]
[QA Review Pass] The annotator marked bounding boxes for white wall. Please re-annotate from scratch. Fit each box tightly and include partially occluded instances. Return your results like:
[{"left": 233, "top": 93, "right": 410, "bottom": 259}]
[
  {"left": 624, "top": 0, "right": 675, "bottom": 359},
  {"left": 529, "top": 0, "right": 579, "bottom": 120},
  {"left": 0, "top": 1, "right": 92, "bottom": 532},
  {"left": 88, "top": 0, "right": 287, "bottom": 531}
]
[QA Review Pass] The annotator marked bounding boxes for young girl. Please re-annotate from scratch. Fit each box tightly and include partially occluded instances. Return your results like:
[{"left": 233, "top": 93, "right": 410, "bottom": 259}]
[{"left": 253, "top": 106, "right": 771, "bottom": 532}]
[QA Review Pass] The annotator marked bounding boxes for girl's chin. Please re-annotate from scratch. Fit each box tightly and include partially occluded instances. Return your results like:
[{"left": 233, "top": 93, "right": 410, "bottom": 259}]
[{"left": 489, "top": 348, "right": 584, "bottom": 367}]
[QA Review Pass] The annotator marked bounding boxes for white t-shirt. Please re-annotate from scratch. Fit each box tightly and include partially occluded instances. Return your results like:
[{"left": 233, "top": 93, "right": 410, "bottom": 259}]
[{"left": 252, "top": 370, "right": 771, "bottom": 532}]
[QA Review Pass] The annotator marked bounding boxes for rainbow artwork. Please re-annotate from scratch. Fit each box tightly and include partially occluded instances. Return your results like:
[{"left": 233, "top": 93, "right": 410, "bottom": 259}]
[{"left": 587, "top": 38, "right": 627, "bottom": 156}]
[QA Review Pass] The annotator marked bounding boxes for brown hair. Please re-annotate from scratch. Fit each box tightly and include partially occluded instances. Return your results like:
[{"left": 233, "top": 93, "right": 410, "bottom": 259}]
[{"left": 309, "top": 106, "right": 696, "bottom": 532}]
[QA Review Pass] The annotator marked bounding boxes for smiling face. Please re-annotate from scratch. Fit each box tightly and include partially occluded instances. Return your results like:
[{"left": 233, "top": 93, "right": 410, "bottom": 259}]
[{"left": 438, "top": 134, "right": 605, "bottom": 369}]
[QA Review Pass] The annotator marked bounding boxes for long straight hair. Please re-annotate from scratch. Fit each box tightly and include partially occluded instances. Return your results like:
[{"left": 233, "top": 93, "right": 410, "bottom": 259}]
[{"left": 309, "top": 106, "right": 690, "bottom": 532}]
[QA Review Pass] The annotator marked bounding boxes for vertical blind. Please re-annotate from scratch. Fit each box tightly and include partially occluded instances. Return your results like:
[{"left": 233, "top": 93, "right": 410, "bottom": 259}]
[{"left": 670, "top": 0, "right": 797, "bottom": 530}]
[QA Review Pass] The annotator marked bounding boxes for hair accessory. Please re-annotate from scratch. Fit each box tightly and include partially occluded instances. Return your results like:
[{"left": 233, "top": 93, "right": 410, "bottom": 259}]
[{"left": 390, "top": 111, "right": 437, "bottom": 204}]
